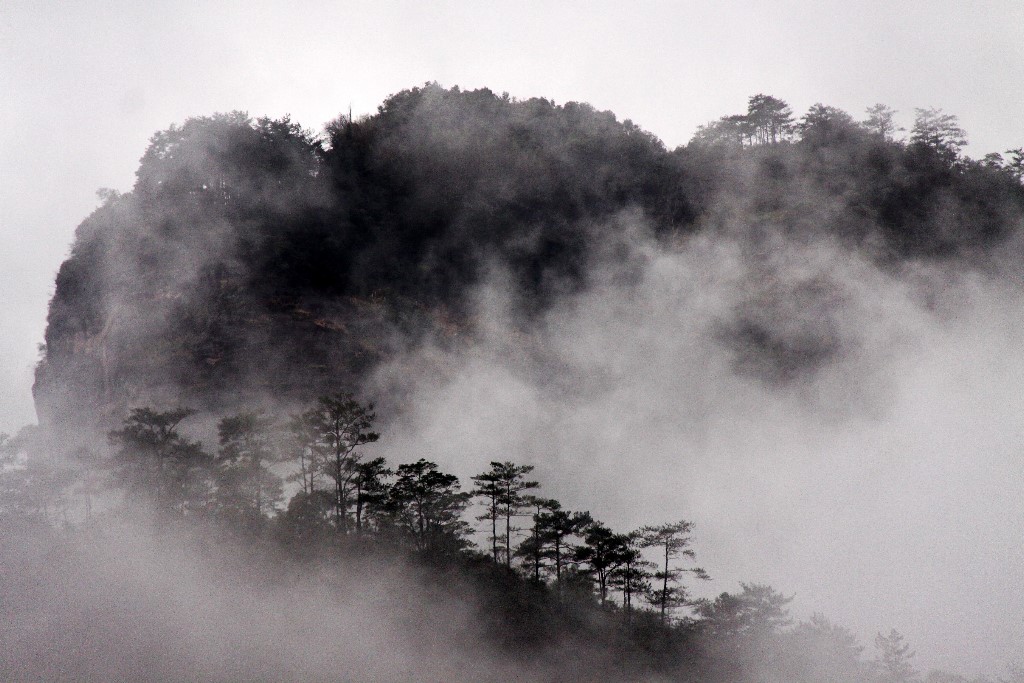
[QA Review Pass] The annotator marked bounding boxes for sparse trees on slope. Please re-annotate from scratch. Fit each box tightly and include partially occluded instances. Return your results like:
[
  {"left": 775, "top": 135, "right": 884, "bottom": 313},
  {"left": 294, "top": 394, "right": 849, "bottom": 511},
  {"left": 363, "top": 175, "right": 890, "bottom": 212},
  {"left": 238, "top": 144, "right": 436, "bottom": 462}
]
[
  {"left": 472, "top": 466, "right": 504, "bottom": 563},
  {"left": 515, "top": 495, "right": 559, "bottom": 581},
  {"left": 609, "top": 531, "right": 653, "bottom": 618},
  {"left": 690, "top": 95, "right": 793, "bottom": 148},
  {"left": 535, "top": 504, "right": 592, "bottom": 587}
]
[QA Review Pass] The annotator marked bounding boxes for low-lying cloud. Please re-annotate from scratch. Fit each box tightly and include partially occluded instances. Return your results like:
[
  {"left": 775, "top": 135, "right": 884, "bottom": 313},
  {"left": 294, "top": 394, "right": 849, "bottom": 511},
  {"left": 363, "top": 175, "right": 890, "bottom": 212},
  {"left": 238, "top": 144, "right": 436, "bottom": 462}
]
[{"left": 369, "top": 217, "right": 1024, "bottom": 675}]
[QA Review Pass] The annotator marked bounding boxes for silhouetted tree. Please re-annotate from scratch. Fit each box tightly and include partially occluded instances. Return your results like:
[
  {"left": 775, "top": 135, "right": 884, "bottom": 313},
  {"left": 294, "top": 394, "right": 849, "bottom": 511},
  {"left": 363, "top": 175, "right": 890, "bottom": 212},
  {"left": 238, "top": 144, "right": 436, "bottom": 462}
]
[
  {"left": 690, "top": 114, "right": 751, "bottom": 148},
  {"left": 609, "top": 531, "right": 653, "bottom": 618},
  {"left": 472, "top": 465, "right": 504, "bottom": 563},
  {"left": 352, "top": 456, "right": 391, "bottom": 536},
  {"left": 286, "top": 411, "right": 325, "bottom": 496},
  {"left": 696, "top": 583, "right": 793, "bottom": 638},
  {"left": 638, "top": 519, "right": 709, "bottom": 623},
  {"left": 534, "top": 504, "right": 592, "bottom": 587},
  {"left": 472, "top": 461, "right": 539, "bottom": 566},
  {"left": 302, "top": 394, "right": 379, "bottom": 533},
  {"left": 747, "top": 94, "right": 793, "bottom": 145},
  {"left": 574, "top": 521, "right": 629, "bottom": 606},
  {"left": 278, "top": 489, "right": 333, "bottom": 539},
  {"left": 797, "top": 103, "right": 860, "bottom": 146},
  {"left": 515, "top": 495, "right": 559, "bottom": 581},
  {"left": 385, "top": 459, "right": 471, "bottom": 553},
  {"left": 1005, "top": 148, "right": 1024, "bottom": 182}
]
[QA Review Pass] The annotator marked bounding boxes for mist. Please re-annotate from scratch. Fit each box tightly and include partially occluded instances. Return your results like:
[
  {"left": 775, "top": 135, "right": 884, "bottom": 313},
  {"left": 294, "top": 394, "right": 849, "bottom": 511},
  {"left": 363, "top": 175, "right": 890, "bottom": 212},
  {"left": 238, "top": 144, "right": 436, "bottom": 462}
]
[
  {"left": 9, "top": 81, "right": 1024, "bottom": 682},
  {"left": 0, "top": 518, "right": 584, "bottom": 683},
  {"left": 370, "top": 218, "right": 1024, "bottom": 674}
]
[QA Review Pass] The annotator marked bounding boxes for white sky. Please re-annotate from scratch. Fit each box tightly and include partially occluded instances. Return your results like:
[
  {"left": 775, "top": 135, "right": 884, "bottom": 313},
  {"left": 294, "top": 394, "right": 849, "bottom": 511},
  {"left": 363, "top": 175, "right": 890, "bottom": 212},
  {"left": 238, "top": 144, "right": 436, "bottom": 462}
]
[{"left": 1, "top": 3, "right": 1024, "bottom": 671}]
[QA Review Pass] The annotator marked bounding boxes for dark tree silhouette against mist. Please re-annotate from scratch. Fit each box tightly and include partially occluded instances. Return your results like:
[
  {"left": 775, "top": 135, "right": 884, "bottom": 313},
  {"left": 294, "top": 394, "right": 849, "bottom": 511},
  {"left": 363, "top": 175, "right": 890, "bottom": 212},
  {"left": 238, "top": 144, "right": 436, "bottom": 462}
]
[
  {"left": 302, "top": 394, "right": 379, "bottom": 533},
  {"left": 385, "top": 459, "right": 471, "bottom": 553},
  {"left": 515, "top": 495, "right": 559, "bottom": 582},
  {"left": 472, "top": 465, "right": 504, "bottom": 563},
  {"left": 638, "top": 519, "right": 709, "bottom": 623},
  {"left": 352, "top": 456, "right": 391, "bottom": 537},
  {"left": 610, "top": 531, "right": 653, "bottom": 619},
  {"left": 532, "top": 503, "right": 592, "bottom": 589},
  {"left": 746, "top": 94, "right": 794, "bottom": 145},
  {"left": 697, "top": 583, "right": 793, "bottom": 638},
  {"left": 286, "top": 411, "right": 322, "bottom": 496},
  {"left": 11, "top": 393, "right": 1024, "bottom": 681},
  {"left": 797, "top": 104, "right": 861, "bottom": 147},
  {"left": 575, "top": 521, "right": 629, "bottom": 606},
  {"left": 1006, "top": 148, "right": 1024, "bottom": 182},
  {"left": 472, "top": 461, "right": 540, "bottom": 566}
]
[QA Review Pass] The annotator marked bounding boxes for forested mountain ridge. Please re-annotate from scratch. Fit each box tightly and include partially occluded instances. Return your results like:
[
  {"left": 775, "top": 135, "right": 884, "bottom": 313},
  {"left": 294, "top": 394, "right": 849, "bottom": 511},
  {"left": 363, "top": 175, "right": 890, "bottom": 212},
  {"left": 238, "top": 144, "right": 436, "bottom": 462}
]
[{"left": 34, "top": 83, "right": 1024, "bottom": 433}]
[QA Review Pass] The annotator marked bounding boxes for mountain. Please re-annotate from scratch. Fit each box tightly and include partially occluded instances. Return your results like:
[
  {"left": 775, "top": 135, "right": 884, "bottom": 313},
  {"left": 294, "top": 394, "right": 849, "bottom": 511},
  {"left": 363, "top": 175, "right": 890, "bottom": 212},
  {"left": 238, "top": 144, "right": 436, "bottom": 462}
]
[{"left": 33, "top": 84, "right": 1024, "bottom": 435}]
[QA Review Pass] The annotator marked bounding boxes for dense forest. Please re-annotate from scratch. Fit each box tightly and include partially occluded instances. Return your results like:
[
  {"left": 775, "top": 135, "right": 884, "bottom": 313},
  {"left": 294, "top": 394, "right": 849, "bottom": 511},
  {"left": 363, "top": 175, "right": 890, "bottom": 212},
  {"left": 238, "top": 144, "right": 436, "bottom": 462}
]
[{"left": 9, "top": 84, "right": 1024, "bottom": 681}]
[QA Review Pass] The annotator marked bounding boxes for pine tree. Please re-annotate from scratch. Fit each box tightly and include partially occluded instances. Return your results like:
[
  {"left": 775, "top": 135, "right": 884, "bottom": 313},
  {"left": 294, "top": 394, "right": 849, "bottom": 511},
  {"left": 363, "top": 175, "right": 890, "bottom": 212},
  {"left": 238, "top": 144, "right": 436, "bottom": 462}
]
[
  {"left": 638, "top": 520, "right": 709, "bottom": 623},
  {"left": 875, "top": 629, "right": 918, "bottom": 683}
]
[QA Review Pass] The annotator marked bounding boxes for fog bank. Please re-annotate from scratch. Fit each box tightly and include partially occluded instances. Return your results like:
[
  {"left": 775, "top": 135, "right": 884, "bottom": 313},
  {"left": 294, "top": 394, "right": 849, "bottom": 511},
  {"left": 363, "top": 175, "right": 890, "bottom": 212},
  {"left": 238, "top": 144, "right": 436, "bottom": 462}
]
[{"left": 370, "top": 220, "right": 1024, "bottom": 674}]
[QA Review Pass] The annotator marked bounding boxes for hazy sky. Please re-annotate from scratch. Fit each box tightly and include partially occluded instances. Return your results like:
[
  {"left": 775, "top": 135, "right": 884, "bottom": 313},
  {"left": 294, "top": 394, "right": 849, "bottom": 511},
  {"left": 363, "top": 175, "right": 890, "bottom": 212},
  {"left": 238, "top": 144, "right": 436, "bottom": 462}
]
[{"left": 2, "top": 0, "right": 1022, "bottom": 432}]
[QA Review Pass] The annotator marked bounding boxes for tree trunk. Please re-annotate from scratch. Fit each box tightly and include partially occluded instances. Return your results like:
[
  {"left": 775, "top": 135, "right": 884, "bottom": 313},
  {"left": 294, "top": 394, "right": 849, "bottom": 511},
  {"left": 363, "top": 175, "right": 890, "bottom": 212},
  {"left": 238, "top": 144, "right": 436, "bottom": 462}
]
[{"left": 661, "top": 543, "right": 669, "bottom": 623}]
